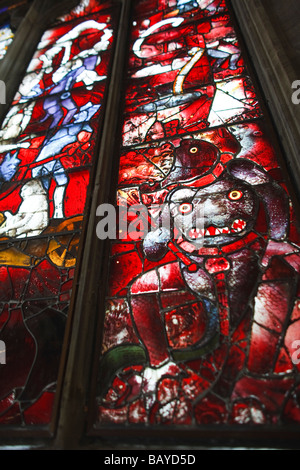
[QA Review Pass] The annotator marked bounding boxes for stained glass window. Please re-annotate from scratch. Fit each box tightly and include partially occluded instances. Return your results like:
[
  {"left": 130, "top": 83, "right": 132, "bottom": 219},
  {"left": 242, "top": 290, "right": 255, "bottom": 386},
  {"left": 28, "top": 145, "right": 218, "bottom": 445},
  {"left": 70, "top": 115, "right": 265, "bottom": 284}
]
[
  {"left": 94, "top": 0, "right": 300, "bottom": 430},
  {"left": 0, "top": 0, "right": 119, "bottom": 427},
  {"left": 0, "top": 0, "right": 299, "bottom": 448}
]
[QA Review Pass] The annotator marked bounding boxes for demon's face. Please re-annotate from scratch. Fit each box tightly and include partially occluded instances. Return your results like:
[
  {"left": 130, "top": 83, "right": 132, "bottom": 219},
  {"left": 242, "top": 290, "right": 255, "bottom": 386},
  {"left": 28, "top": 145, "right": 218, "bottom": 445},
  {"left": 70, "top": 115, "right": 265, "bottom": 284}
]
[{"left": 169, "top": 174, "right": 258, "bottom": 248}]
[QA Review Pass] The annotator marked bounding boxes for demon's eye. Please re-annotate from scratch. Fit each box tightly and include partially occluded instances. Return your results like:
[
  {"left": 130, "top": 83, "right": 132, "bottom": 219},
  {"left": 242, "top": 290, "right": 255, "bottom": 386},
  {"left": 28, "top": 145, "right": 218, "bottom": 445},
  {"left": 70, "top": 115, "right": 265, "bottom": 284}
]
[
  {"left": 189, "top": 146, "right": 198, "bottom": 154},
  {"left": 228, "top": 190, "right": 243, "bottom": 200},
  {"left": 178, "top": 202, "right": 193, "bottom": 215}
]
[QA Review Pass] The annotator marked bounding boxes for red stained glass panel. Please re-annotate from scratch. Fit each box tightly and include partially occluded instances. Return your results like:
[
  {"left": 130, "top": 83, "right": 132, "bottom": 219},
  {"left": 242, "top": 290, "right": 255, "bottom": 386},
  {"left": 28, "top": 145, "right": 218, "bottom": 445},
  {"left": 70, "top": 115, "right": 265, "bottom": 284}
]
[
  {"left": 0, "top": 1, "right": 118, "bottom": 427},
  {"left": 95, "top": 0, "right": 300, "bottom": 429}
]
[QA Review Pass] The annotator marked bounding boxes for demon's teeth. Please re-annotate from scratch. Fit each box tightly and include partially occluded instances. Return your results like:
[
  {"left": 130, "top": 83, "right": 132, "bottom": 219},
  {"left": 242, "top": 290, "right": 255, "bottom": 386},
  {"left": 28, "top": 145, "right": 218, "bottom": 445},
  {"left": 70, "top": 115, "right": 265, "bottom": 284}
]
[
  {"left": 188, "top": 228, "right": 205, "bottom": 239},
  {"left": 188, "top": 220, "right": 246, "bottom": 239},
  {"left": 205, "top": 227, "right": 216, "bottom": 236},
  {"left": 231, "top": 219, "right": 247, "bottom": 233}
]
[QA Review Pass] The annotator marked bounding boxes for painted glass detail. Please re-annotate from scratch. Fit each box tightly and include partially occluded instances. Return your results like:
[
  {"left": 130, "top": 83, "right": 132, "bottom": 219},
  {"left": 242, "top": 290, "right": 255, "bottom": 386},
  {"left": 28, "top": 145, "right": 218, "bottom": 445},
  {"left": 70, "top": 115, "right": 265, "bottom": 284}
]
[
  {"left": 0, "top": 1, "right": 118, "bottom": 426},
  {"left": 96, "top": 0, "right": 300, "bottom": 427}
]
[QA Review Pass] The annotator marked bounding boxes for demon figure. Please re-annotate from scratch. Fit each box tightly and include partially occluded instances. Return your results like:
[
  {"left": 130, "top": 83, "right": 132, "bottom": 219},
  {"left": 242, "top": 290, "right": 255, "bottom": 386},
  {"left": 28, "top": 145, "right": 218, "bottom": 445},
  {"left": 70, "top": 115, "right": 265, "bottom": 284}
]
[{"left": 99, "top": 137, "right": 300, "bottom": 424}]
